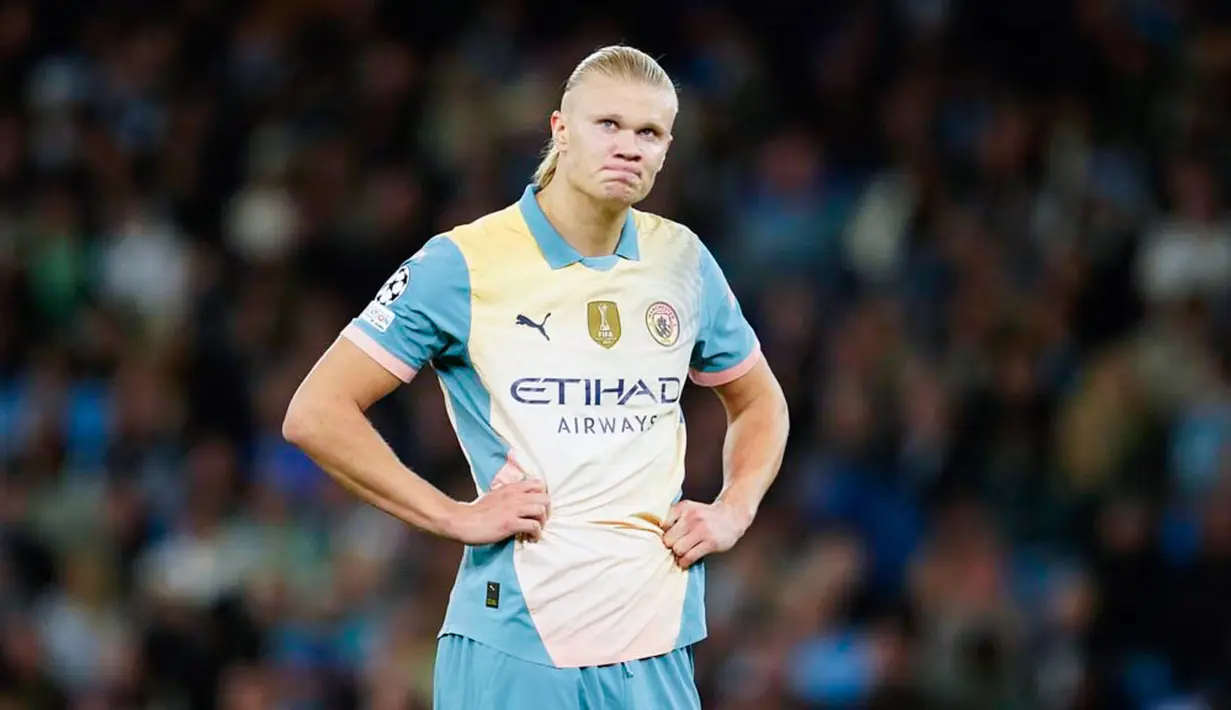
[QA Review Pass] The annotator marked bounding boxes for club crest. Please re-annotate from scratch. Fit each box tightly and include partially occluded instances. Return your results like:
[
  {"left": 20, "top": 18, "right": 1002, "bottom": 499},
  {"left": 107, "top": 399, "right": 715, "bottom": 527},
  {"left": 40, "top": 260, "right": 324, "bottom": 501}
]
[{"left": 645, "top": 301, "right": 680, "bottom": 347}]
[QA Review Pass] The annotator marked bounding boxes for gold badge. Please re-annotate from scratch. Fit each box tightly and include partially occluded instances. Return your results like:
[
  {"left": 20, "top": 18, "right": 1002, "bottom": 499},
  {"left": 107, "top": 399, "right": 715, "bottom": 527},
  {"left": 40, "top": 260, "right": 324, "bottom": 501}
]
[{"left": 587, "top": 301, "right": 622, "bottom": 348}]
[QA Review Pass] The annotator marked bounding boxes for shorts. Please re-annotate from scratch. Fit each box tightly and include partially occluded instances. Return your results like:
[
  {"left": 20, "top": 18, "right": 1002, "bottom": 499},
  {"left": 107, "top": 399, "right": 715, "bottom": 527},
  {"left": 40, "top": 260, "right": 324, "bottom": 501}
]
[{"left": 432, "top": 633, "right": 702, "bottom": 710}]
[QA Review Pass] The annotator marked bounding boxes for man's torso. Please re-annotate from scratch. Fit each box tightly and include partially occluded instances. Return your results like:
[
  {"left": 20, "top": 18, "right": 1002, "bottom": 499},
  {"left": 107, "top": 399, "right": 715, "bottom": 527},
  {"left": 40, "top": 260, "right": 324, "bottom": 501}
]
[
  {"left": 435, "top": 205, "right": 707, "bottom": 669},
  {"left": 343, "top": 186, "right": 759, "bottom": 668}
]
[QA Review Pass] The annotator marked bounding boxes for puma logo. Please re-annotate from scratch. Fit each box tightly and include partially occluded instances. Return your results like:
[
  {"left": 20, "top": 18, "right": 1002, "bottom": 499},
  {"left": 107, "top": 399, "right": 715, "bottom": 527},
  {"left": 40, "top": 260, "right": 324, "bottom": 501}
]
[{"left": 515, "top": 313, "right": 550, "bottom": 341}]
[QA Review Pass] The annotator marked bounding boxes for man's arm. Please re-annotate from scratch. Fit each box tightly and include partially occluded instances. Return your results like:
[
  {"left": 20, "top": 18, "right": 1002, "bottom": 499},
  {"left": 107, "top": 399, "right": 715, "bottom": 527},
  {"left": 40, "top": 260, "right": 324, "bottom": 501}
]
[
  {"left": 283, "top": 336, "right": 457, "bottom": 536},
  {"left": 711, "top": 357, "right": 790, "bottom": 531},
  {"left": 283, "top": 337, "right": 550, "bottom": 543},
  {"left": 661, "top": 359, "right": 788, "bottom": 568},
  {"left": 284, "top": 237, "right": 550, "bottom": 545}
]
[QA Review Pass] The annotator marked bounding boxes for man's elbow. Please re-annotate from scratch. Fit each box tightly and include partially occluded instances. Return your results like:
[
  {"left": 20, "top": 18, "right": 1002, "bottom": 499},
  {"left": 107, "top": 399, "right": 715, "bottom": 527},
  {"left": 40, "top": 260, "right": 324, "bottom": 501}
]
[
  {"left": 771, "top": 390, "right": 790, "bottom": 440},
  {"left": 736, "top": 386, "right": 790, "bottom": 445},
  {"left": 282, "top": 394, "right": 323, "bottom": 448},
  {"left": 755, "top": 374, "right": 790, "bottom": 442}
]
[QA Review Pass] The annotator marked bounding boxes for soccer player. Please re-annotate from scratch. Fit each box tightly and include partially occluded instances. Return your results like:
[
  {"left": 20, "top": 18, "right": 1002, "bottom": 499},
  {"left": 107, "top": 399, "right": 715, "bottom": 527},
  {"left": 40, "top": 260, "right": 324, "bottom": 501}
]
[{"left": 283, "top": 45, "right": 790, "bottom": 709}]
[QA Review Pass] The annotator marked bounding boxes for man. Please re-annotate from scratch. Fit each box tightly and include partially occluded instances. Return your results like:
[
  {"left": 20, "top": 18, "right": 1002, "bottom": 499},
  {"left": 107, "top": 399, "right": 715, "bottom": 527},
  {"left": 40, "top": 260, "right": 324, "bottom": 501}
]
[{"left": 283, "top": 45, "right": 790, "bottom": 709}]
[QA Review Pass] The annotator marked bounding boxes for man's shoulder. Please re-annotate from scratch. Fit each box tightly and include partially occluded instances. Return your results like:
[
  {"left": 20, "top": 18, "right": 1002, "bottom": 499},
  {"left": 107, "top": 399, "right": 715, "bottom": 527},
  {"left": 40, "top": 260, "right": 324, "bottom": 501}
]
[
  {"left": 631, "top": 208, "right": 705, "bottom": 264},
  {"left": 631, "top": 209, "right": 697, "bottom": 241},
  {"left": 429, "top": 202, "right": 542, "bottom": 281},
  {"left": 443, "top": 204, "right": 527, "bottom": 250}
]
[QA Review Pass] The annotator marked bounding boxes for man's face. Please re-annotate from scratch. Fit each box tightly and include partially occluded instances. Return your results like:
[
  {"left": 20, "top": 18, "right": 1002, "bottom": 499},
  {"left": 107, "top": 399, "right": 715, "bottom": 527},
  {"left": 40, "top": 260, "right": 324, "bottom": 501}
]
[{"left": 552, "top": 75, "right": 677, "bottom": 207}]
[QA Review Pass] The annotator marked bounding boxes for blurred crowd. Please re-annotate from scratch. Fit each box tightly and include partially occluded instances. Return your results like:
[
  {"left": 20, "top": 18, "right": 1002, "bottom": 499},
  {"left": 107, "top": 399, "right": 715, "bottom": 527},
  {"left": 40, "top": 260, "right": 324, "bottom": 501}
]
[{"left": 3, "top": 0, "right": 1231, "bottom": 708}]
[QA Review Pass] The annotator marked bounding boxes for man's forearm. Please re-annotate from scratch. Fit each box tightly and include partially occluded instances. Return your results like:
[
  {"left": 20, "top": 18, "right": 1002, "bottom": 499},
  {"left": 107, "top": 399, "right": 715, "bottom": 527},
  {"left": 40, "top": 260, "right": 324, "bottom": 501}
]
[
  {"left": 283, "top": 395, "right": 459, "bottom": 537},
  {"left": 714, "top": 395, "right": 789, "bottom": 531}
]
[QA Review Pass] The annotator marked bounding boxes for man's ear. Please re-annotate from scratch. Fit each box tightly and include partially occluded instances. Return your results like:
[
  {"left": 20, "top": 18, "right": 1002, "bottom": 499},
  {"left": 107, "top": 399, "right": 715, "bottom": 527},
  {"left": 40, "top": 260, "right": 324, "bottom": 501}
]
[
  {"left": 550, "top": 110, "right": 567, "bottom": 153},
  {"left": 659, "top": 134, "right": 674, "bottom": 170}
]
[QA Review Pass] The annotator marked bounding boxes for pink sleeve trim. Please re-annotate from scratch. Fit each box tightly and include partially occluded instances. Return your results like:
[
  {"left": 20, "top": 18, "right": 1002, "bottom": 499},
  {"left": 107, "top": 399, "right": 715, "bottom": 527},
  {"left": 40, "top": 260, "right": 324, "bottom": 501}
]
[
  {"left": 689, "top": 343, "right": 762, "bottom": 387},
  {"left": 341, "top": 323, "right": 417, "bottom": 383}
]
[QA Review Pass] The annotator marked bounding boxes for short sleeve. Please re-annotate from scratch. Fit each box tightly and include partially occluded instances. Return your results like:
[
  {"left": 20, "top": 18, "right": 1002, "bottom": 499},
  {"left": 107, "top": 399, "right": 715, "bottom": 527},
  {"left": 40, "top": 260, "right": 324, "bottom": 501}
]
[
  {"left": 341, "top": 235, "right": 470, "bottom": 382},
  {"left": 689, "top": 243, "right": 761, "bottom": 387}
]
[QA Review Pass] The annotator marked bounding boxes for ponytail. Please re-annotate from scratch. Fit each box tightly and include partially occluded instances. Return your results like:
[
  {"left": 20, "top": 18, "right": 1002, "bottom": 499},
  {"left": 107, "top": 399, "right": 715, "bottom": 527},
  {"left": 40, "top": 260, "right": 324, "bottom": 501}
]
[{"left": 533, "top": 141, "right": 560, "bottom": 189}]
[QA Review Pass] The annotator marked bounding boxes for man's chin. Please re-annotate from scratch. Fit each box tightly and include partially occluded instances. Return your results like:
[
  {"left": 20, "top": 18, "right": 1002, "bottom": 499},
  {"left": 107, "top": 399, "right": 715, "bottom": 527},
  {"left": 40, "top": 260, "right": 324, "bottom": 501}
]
[{"left": 592, "top": 180, "right": 647, "bottom": 207}]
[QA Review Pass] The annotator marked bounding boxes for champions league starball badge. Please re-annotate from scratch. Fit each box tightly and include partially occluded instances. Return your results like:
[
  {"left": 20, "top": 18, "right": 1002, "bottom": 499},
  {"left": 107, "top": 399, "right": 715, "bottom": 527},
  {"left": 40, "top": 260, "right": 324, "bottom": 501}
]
[{"left": 375, "top": 265, "right": 410, "bottom": 306}]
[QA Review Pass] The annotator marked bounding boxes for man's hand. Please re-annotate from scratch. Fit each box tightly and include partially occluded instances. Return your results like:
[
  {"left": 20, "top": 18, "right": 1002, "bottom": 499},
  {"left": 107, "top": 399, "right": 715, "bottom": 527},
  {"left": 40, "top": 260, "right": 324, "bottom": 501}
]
[
  {"left": 661, "top": 500, "right": 750, "bottom": 568},
  {"left": 445, "top": 479, "right": 551, "bottom": 545}
]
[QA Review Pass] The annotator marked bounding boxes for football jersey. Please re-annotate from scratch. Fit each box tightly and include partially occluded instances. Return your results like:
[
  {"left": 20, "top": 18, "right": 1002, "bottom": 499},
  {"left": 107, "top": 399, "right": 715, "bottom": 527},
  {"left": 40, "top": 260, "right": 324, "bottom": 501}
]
[{"left": 342, "top": 184, "right": 761, "bottom": 668}]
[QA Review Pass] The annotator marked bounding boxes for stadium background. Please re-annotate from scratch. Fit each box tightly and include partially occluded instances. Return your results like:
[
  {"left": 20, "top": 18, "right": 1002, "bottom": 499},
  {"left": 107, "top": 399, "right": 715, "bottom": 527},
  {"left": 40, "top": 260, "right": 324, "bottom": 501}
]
[{"left": 3, "top": 0, "right": 1231, "bottom": 708}]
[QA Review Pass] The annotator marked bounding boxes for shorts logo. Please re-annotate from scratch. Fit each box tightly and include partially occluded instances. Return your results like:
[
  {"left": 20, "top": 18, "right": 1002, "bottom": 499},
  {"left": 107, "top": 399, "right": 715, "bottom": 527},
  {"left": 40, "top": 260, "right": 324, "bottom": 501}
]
[
  {"left": 360, "top": 302, "right": 395, "bottom": 332},
  {"left": 375, "top": 265, "right": 410, "bottom": 306},
  {"left": 587, "top": 301, "right": 621, "bottom": 349},
  {"left": 645, "top": 301, "right": 680, "bottom": 347}
]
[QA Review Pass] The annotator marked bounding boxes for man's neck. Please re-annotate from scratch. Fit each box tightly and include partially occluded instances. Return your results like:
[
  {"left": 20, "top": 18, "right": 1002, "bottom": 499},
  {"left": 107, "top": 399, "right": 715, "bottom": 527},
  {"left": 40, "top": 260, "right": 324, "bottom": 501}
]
[{"left": 537, "top": 181, "right": 626, "bottom": 258}]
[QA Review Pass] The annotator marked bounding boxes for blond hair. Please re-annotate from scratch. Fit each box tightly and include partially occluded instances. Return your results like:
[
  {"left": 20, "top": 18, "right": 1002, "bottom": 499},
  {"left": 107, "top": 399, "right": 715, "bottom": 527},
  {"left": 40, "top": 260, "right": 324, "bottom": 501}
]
[{"left": 532, "top": 45, "right": 677, "bottom": 189}]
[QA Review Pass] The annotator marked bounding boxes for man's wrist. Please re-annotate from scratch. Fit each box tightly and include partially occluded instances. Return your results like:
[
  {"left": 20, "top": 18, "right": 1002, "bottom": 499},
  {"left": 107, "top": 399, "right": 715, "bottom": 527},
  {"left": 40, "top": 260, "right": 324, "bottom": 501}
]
[
  {"left": 715, "top": 488, "right": 758, "bottom": 533},
  {"left": 424, "top": 494, "right": 467, "bottom": 540}
]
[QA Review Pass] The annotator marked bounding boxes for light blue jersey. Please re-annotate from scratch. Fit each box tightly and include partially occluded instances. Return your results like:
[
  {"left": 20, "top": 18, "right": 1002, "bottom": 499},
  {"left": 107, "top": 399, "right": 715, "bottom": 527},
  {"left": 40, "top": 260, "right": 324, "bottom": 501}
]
[{"left": 342, "top": 186, "right": 759, "bottom": 707}]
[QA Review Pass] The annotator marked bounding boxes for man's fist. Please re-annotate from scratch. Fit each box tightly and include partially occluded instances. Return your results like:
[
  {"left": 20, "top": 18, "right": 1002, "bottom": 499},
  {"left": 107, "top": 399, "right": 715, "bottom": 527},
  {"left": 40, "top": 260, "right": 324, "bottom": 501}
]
[{"left": 660, "top": 500, "right": 748, "bottom": 568}]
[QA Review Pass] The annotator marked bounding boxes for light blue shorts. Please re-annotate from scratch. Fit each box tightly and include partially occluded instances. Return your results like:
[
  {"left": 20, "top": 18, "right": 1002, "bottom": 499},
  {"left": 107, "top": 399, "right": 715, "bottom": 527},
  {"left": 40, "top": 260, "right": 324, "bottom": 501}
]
[{"left": 432, "top": 633, "right": 702, "bottom": 710}]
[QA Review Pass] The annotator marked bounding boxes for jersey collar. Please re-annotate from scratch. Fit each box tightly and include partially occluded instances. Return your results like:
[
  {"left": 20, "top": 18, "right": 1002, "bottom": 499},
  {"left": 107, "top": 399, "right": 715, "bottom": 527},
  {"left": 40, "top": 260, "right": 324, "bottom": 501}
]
[{"left": 518, "top": 184, "right": 640, "bottom": 269}]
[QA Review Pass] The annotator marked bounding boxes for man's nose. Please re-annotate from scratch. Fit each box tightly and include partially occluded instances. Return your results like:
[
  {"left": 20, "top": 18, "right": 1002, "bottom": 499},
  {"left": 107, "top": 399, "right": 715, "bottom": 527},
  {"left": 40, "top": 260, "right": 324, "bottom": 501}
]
[{"left": 613, "top": 132, "right": 643, "bottom": 161}]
